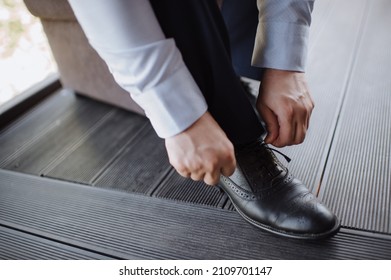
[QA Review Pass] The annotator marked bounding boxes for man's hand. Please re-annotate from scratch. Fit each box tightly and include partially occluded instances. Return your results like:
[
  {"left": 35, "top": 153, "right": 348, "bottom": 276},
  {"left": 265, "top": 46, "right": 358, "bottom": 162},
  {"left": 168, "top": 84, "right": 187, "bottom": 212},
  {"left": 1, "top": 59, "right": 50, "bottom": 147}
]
[
  {"left": 165, "top": 112, "right": 236, "bottom": 185},
  {"left": 256, "top": 69, "right": 315, "bottom": 147}
]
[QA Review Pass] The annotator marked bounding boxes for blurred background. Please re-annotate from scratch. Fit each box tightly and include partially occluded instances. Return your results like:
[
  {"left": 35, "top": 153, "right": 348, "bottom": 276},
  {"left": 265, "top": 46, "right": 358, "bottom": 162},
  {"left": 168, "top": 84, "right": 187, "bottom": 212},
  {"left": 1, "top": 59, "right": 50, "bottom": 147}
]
[{"left": 0, "top": 0, "right": 57, "bottom": 106}]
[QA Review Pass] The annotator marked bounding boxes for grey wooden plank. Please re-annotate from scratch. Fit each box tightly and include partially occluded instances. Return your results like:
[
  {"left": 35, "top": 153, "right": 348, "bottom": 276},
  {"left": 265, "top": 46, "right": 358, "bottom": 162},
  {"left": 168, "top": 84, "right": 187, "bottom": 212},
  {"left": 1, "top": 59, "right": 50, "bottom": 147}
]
[
  {"left": 152, "top": 169, "right": 227, "bottom": 208},
  {"left": 319, "top": 0, "right": 391, "bottom": 233},
  {"left": 3, "top": 94, "right": 117, "bottom": 175},
  {"left": 93, "top": 125, "right": 171, "bottom": 194},
  {"left": 0, "top": 90, "right": 82, "bottom": 166},
  {"left": 45, "top": 109, "right": 147, "bottom": 184},
  {"left": 0, "top": 226, "right": 113, "bottom": 260},
  {"left": 0, "top": 74, "right": 61, "bottom": 131},
  {"left": 1, "top": 169, "right": 391, "bottom": 260}
]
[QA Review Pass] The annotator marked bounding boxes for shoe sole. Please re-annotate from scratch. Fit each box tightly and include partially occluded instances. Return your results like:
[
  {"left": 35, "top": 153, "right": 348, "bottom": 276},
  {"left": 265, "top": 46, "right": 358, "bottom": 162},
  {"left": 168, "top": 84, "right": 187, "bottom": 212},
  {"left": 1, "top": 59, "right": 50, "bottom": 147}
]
[{"left": 223, "top": 189, "right": 341, "bottom": 240}]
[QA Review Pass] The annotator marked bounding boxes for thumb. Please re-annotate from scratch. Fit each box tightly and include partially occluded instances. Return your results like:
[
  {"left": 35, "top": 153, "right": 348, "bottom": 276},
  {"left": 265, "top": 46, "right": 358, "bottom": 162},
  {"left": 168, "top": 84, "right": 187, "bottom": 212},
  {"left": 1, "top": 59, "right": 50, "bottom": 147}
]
[{"left": 259, "top": 106, "right": 279, "bottom": 144}]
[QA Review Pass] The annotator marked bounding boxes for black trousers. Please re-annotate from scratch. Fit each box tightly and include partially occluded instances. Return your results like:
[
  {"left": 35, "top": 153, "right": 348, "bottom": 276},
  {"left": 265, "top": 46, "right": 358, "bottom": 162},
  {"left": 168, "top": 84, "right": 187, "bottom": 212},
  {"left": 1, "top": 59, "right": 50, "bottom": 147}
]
[{"left": 150, "top": 0, "right": 265, "bottom": 145}]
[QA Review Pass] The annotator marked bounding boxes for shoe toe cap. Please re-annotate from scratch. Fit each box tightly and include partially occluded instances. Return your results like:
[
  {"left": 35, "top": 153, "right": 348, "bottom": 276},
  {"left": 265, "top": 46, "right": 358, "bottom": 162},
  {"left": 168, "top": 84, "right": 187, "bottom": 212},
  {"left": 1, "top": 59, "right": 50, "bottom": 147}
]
[{"left": 277, "top": 194, "right": 340, "bottom": 236}]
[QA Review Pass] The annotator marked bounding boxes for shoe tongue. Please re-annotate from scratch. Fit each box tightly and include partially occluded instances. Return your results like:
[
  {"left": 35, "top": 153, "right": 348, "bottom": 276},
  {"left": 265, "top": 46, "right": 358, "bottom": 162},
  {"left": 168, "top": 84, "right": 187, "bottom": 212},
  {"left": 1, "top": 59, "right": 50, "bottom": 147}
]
[
  {"left": 234, "top": 142, "right": 287, "bottom": 191},
  {"left": 238, "top": 142, "right": 281, "bottom": 170},
  {"left": 261, "top": 148, "right": 286, "bottom": 177}
]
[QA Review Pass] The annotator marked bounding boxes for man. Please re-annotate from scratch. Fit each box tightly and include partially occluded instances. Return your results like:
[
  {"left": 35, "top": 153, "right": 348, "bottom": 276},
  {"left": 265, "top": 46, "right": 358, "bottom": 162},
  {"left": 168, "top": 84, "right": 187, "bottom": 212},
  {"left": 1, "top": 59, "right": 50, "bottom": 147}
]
[{"left": 68, "top": 0, "right": 340, "bottom": 239}]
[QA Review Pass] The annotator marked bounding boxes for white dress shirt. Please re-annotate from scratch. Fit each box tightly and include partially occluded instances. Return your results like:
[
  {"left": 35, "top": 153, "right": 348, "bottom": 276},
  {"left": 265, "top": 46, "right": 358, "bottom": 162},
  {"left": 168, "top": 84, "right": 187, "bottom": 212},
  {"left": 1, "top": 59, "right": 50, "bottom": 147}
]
[{"left": 68, "top": 0, "right": 314, "bottom": 138}]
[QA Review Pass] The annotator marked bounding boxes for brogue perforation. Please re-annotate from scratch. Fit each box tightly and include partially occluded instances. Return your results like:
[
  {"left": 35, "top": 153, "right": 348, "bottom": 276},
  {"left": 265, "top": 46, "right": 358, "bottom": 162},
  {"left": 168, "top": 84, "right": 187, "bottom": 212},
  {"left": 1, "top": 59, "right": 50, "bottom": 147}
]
[{"left": 218, "top": 139, "right": 340, "bottom": 239}]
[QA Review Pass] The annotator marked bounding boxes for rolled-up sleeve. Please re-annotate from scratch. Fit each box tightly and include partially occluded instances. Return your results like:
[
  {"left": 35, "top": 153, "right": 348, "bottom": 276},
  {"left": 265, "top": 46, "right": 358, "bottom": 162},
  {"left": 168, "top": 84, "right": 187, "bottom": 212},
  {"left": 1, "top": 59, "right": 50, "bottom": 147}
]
[
  {"left": 252, "top": 0, "right": 315, "bottom": 72},
  {"left": 68, "top": 0, "right": 207, "bottom": 138}
]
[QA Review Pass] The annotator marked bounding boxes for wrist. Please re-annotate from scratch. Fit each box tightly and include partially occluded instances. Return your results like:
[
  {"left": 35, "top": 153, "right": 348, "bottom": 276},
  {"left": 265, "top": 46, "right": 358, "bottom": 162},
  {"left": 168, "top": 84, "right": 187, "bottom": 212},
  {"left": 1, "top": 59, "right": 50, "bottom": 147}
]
[{"left": 261, "top": 68, "right": 305, "bottom": 82}]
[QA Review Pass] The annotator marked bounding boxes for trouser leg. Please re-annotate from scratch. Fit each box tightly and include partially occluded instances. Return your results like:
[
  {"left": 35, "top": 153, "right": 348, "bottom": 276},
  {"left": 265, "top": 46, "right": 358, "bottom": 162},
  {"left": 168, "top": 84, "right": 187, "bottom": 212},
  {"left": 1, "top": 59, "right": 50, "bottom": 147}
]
[
  {"left": 221, "top": 0, "right": 263, "bottom": 80},
  {"left": 149, "top": 0, "right": 265, "bottom": 145}
]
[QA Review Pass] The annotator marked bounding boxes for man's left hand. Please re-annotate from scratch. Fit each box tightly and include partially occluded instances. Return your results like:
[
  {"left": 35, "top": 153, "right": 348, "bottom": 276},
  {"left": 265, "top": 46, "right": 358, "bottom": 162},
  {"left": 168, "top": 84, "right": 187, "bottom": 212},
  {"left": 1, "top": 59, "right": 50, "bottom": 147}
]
[{"left": 256, "top": 69, "right": 315, "bottom": 147}]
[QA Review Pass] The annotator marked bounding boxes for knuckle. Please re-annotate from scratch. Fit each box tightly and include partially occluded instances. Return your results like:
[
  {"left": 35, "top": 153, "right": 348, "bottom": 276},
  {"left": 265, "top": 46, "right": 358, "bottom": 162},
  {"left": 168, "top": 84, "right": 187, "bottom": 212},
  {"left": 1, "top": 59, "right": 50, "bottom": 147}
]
[
  {"left": 309, "top": 98, "right": 315, "bottom": 108},
  {"left": 207, "top": 175, "right": 219, "bottom": 186},
  {"left": 285, "top": 106, "right": 294, "bottom": 118},
  {"left": 299, "top": 133, "right": 306, "bottom": 144},
  {"left": 306, "top": 104, "right": 314, "bottom": 114},
  {"left": 223, "top": 166, "right": 235, "bottom": 177},
  {"left": 175, "top": 164, "right": 187, "bottom": 175},
  {"left": 294, "top": 137, "right": 304, "bottom": 145},
  {"left": 168, "top": 157, "right": 176, "bottom": 167},
  {"left": 225, "top": 144, "right": 235, "bottom": 158},
  {"left": 204, "top": 178, "right": 212, "bottom": 185},
  {"left": 286, "top": 110, "right": 296, "bottom": 121},
  {"left": 191, "top": 173, "right": 204, "bottom": 181},
  {"left": 169, "top": 157, "right": 181, "bottom": 168},
  {"left": 280, "top": 142, "right": 289, "bottom": 147},
  {"left": 227, "top": 154, "right": 236, "bottom": 166},
  {"left": 275, "top": 139, "right": 288, "bottom": 148},
  {"left": 301, "top": 104, "right": 310, "bottom": 114}
]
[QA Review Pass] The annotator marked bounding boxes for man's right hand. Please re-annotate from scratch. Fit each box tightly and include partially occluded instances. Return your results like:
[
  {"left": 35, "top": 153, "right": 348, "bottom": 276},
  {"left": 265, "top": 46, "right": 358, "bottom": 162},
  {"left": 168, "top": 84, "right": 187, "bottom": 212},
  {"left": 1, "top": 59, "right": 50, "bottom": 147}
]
[{"left": 165, "top": 112, "right": 236, "bottom": 186}]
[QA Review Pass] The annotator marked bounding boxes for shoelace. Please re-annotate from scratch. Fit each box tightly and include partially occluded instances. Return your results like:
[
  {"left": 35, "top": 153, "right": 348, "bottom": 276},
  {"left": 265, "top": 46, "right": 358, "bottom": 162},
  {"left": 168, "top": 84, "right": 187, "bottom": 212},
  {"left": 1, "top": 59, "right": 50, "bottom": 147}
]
[{"left": 261, "top": 143, "right": 292, "bottom": 163}]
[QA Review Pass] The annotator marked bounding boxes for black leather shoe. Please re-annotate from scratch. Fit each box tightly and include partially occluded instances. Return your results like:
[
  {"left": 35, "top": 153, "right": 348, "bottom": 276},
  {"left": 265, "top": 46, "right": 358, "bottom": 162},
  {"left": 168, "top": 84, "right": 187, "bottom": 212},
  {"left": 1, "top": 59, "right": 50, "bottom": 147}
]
[{"left": 218, "top": 139, "right": 340, "bottom": 239}]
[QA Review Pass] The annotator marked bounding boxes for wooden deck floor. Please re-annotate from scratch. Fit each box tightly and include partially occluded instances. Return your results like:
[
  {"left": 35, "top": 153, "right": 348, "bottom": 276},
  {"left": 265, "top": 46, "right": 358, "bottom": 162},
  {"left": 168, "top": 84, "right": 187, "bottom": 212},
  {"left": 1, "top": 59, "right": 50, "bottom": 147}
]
[{"left": 0, "top": 0, "right": 390, "bottom": 259}]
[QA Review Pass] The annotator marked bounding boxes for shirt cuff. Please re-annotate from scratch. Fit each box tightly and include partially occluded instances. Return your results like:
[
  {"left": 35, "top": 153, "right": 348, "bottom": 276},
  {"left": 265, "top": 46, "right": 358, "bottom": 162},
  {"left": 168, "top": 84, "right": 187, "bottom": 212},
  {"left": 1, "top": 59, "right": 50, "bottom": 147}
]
[
  {"left": 98, "top": 39, "right": 208, "bottom": 139},
  {"left": 251, "top": 22, "right": 310, "bottom": 72},
  {"left": 131, "top": 66, "right": 208, "bottom": 138}
]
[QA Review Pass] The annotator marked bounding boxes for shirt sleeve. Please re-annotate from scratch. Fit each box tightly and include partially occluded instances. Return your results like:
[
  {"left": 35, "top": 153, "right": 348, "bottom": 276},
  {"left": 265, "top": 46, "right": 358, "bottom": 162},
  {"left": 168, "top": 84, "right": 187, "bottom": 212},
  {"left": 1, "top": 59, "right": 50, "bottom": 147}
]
[
  {"left": 252, "top": 0, "right": 315, "bottom": 72},
  {"left": 68, "top": 0, "right": 207, "bottom": 138}
]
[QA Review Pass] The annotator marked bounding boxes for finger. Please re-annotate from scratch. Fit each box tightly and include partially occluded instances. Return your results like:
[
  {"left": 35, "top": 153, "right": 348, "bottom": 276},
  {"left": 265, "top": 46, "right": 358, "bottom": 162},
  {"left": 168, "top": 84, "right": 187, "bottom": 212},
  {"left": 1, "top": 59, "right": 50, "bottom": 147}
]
[
  {"left": 306, "top": 102, "right": 313, "bottom": 129},
  {"left": 177, "top": 170, "right": 190, "bottom": 178},
  {"left": 221, "top": 155, "right": 236, "bottom": 177},
  {"left": 308, "top": 92, "right": 315, "bottom": 109},
  {"left": 291, "top": 109, "right": 305, "bottom": 145},
  {"left": 259, "top": 106, "right": 280, "bottom": 144},
  {"left": 190, "top": 172, "right": 205, "bottom": 182},
  {"left": 294, "top": 103, "right": 311, "bottom": 144},
  {"left": 273, "top": 117, "right": 294, "bottom": 147},
  {"left": 293, "top": 122, "right": 306, "bottom": 144},
  {"left": 204, "top": 169, "right": 220, "bottom": 186}
]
